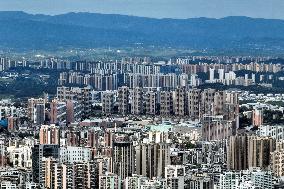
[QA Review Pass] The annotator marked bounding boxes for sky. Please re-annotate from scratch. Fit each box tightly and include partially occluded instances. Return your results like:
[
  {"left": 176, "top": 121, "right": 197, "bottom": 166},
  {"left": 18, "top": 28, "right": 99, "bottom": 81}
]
[{"left": 0, "top": 0, "right": 283, "bottom": 19}]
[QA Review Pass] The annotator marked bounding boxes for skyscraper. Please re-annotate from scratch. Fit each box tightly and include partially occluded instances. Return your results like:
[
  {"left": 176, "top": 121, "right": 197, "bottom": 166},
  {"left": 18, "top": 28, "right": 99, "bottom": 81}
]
[
  {"left": 32, "top": 144, "right": 60, "bottom": 184},
  {"left": 227, "top": 134, "right": 248, "bottom": 171},
  {"left": 36, "top": 103, "right": 45, "bottom": 125},
  {"left": 28, "top": 98, "right": 45, "bottom": 124},
  {"left": 135, "top": 143, "right": 170, "bottom": 179},
  {"left": 218, "top": 69, "right": 225, "bottom": 81},
  {"left": 41, "top": 157, "right": 62, "bottom": 189},
  {"left": 209, "top": 68, "right": 215, "bottom": 82},
  {"left": 248, "top": 136, "right": 276, "bottom": 169},
  {"left": 112, "top": 135, "right": 134, "bottom": 180}
]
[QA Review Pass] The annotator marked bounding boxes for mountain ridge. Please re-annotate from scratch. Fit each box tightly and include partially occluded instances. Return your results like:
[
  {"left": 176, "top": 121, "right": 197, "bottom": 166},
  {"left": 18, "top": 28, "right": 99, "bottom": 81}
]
[
  {"left": 1, "top": 11, "right": 284, "bottom": 21},
  {"left": 0, "top": 11, "right": 284, "bottom": 51}
]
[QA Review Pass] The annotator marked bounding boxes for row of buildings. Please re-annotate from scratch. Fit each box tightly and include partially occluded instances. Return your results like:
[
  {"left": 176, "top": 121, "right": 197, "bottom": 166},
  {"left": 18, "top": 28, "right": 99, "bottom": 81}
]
[
  {"left": 102, "top": 87, "right": 239, "bottom": 118},
  {"left": 2, "top": 121, "right": 284, "bottom": 188},
  {"left": 58, "top": 72, "right": 201, "bottom": 90},
  {"left": 2, "top": 56, "right": 282, "bottom": 73}
]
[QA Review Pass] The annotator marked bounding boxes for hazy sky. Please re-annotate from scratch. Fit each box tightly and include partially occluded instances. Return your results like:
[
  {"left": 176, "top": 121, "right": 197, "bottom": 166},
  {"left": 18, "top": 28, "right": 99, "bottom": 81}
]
[{"left": 0, "top": 0, "right": 283, "bottom": 19}]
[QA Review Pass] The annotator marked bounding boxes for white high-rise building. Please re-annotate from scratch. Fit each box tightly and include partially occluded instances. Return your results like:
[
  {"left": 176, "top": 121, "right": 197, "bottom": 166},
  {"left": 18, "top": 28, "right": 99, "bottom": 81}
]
[
  {"left": 60, "top": 146, "right": 91, "bottom": 164},
  {"left": 225, "top": 71, "right": 236, "bottom": 80},
  {"left": 218, "top": 69, "right": 225, "bottom": 81},
  {"left": 225, "top": 71, "right": 236, "bottom": 85},
  {"left": 179, "top": 73, "right": 188, "bottom": 87},
  {"left": 190, "top": 74, "right": 198, "bottom": 87},
  {"left": 209, "top": 68, "right": 215, "bottom": 82},
  {"left": 252, "top": 73, "right": 256, "bottom": 83}
]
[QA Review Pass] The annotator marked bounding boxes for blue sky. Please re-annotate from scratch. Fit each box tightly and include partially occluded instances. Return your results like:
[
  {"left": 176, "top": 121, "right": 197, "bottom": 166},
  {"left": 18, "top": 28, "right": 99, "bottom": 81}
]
[{"left": 0, "top": 0, "right": 283, "bottom": 19}]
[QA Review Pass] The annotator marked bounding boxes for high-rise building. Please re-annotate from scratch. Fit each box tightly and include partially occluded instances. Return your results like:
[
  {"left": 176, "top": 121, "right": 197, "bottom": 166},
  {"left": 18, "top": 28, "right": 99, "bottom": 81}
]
[
  {"left": 190, "top": 74, "right": 199, "bottom": 87},
  {"left": 41, "top": 157, "right": 62, "bottom": 189},
  {"left": 218, "top": 69, "right": 225, "bottom": 81},
  {"left": 6, "top": 141, "right": 33, "bottom": 169},
  {"left": 101, "top": 91, "right": 115, "bottom": 115},
  {"left": 32, "top": 144, "right": 60, "bottom": 184},
  {"left": 36, "top": 104, "right": 45, "bottom": 125},
  {"left": 227, "top": 134, "right": 248, "bottom": 171},
  {"left": 103, "top": 74, "right": 117, "bottom": 91},
  {"left": 60, "top": 146, "right": 91, "bottom": 164},
  {"left": 131, "top": 87, "right": 143, "bottom": 115},
  {"left": 252, "top": 108, "right": 263, "bottom": 127},
  {"left": 202, "top": 115, "right": 235, "bottom": 141},
  {"left": 99, "top": 173, "right": 121, "bottom": 189},
  {"left": 172, "top": 87, "right": 186, "bottom": 116},
  {"left": 160, "top": 91, "right": 173, "bottom": 115},
  {"left": 117, "top": 86, "right": 129, "bottom": 115},
  {"left": 87, "top": 129, "right": 100, "bottom": 148},
  {"left": 82, "top": 157, "right": 113, "bottom": 188},
  {"left": 201, "top": 88, "right": 216, "bottom": 116},
  {"left": 50, "top": 100, "right": 67, "bottom": 124},
  {"left": 187, "top": 89, "right": 201, "bottom": 120},
  {"left": 209, "top": 68, "right": 215, "bottom": 82},
  {"left": 52, "top": 161, "right": 95, "bottom": 189},
  {"left": 144, "top": 91, "right": 157, "bottom": 115},
  {"left": 56, "top": 86, "right": 92, "bottom": 115},
  {"left": 189, "top": 173, "right": 214, "bottom": 189},
  {"left": 135, "top": 143, "right": 170, "bottom": 178},
  {"left": 112, "top": 135, "right": 134, "bottom": 180},
  {"left": 218, "top": 171, "right": 241, "bottom": 189},
  {"left": 66, "top": 100, "right": 82, "bottom": 124},
  {"left": 0, "top": 139, "right": 7, "bottom": 167},
  {"left": 28, "top": 98, "right": 45, "bottom": 124},
  {"left": 248, "top": 136, "right": 276, "bottom": 169},
  {"left": 271, "top": 150, "right": 284, "bottom": 177},
  {"left": 124, "top": 175, "right": 149, "bottom": 189},
  {"left": 250, "top": 169, "right": 273, "bottom": 189},
  {"left": 201, "top": 90, "right": 239, "bottom": 140},
  {"left": 179, "top": 73, "right": 188, "bottom": 88},
  {"left": 165, "top": 165, "right": 185, "bottom": 189},
  {"left": 39, "top": 124, "right": 60, "bottom": 145},
  {"left": 61, "top": 163, "right": 74, "bottom": 188},
  {"left": 7, "top": 117, "right": 18, "bottom": 132},
  {"left": 71, "top": 162, "right": 92, "bottom": 189}
]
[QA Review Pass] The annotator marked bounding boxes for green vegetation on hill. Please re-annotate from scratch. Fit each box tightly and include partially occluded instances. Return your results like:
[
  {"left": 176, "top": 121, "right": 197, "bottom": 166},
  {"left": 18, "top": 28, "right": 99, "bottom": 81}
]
[
  {"left": 0, "top": 68, "right": 58, "bottom": 98},
  {"left": 0, "top": 76, "right": 56, "bottom": 98}
]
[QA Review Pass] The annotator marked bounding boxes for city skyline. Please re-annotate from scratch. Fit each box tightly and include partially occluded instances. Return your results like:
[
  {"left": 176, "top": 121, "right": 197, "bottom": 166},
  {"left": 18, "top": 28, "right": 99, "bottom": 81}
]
[
  {"left": 1, "top": 1, "right": 284, "bottom": 188},
  {"left": 1, "top": 55, "right": 284, "bottom": 188},
  {"left": 0, "top": 0, "right": 284, "bottom": 19}
]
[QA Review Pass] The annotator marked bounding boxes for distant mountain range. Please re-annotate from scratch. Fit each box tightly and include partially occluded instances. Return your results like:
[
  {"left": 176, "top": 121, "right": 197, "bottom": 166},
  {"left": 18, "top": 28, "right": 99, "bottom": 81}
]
[{"left": 0, "top": 11, "right": 284, "bottom": 51}]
